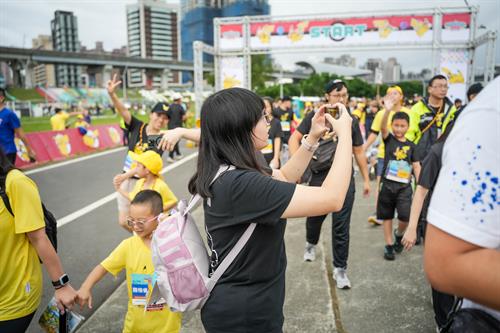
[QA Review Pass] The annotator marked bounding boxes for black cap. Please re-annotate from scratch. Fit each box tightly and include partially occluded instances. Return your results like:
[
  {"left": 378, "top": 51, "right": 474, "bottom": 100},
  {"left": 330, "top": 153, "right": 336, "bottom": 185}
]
[
  {"left": 151, "top": 102, "right": 169, "bottom": 114},
  {"left": 325, "top": 79, "right": 346, "bottom": 94},
  {"left": 281, "top": 96, "right": 292, "bottom": 102}
]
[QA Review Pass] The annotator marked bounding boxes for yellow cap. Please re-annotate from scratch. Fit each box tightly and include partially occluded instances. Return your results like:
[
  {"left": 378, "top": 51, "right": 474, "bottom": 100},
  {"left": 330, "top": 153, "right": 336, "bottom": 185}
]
[
  {"left": 387, "top": 85, "right": 403, "bottom": 95},
  {"left": 129, "top": 150, "right": 163, "bottom": 176},
  {"left": 77, "top": 114, "right": 84, "bottom": 119}
]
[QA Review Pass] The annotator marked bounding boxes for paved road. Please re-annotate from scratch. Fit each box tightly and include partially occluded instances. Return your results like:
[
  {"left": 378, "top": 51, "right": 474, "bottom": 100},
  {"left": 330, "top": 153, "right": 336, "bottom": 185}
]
[
  {"left": 26, "top": 143, "right": 198, "bottom": 333},
  {"left": 25, "top": 145, "right": 436, "bottom": 332}
]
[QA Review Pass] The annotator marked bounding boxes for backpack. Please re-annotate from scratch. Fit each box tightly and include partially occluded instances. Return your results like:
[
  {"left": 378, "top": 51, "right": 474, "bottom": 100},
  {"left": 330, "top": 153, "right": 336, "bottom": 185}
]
[
  {"left": 309, "top": 137, "right": 337, "bottom": 173},
  {"left": 0, "top": 171, "right": 58, "bottom": 251},
  {"left": 147, "top": 165, "right": 256, "bottom": 312}
]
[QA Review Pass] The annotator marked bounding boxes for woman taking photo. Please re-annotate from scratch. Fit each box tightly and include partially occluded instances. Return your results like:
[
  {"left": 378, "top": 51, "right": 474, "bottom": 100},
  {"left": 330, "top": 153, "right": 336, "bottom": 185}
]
[
  {"left": 188, "top": 88, "right": 353, "bottom": 333},
  {"left": 0, "top": 149, "right": 76, "bottom": 332}
]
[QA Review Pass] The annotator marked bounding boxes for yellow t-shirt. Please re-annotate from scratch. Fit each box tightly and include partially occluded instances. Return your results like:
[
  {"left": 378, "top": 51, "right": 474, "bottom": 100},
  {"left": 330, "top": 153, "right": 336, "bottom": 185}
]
[
  {"left": 129, "top": 178, "right": 178, "bottom": 210},
  {"left": 0, "top": 170, "right": 45, "bottom": 321},
  {"left": 100, "top": 236, "right": 182, "bottom": 333},
  {"left": 352, "top": 107, "right": 366, "bottom": 125},
  {"left": 370, "top": 107, "right": 412, "bottom": 159},
  {"left": 50, "top": 112, "right": 70, "bottom": 131}
]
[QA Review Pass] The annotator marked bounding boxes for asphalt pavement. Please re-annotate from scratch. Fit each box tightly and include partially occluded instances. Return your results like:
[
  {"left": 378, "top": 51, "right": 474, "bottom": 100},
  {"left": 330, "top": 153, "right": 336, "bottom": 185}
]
[
  {"left": 26, "top": 143, "right": 198, "bottom": 333},
  {"left": 26, "top": 146, "right": 436, "bottom": 333}
]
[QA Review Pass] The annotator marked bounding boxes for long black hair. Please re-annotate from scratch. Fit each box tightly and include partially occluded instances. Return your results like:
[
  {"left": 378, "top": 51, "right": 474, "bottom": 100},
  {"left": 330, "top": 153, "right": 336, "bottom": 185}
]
[
  {"left": 188, "top": 88, "right": 265, "bottom": 198},
  {"left": 0, "top": 147, "right": 15, "bottom": 177}
]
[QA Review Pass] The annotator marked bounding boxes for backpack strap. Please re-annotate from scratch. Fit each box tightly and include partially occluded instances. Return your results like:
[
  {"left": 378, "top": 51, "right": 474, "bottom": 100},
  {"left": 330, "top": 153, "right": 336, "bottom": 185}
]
[
  {"left": 183, "top": 165, "right": 235, "bottom": 215},
  {"left": 206, "top": 222, "right": 257, "bottom": 292},
  {"left": 0, "top": 173, "right": 14, "bottom": 216}
]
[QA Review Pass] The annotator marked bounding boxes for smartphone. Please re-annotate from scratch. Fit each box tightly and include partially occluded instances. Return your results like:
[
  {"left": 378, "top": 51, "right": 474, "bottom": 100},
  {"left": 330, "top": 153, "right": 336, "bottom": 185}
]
[
  {"left": 147, "top": 134, "right": 163, "bottom": 152},
  {"left": 326, "top": 106, "right": 340, "bottom": 119}
]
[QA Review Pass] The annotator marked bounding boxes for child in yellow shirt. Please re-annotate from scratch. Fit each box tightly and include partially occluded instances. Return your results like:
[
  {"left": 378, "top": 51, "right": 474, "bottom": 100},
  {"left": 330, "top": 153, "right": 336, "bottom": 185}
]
[
  {"left": 76, "top": 190, "right": 182, "bottom": 333},
  {"left": 114, "top": 150, "right": 178, "bottom": 226}
]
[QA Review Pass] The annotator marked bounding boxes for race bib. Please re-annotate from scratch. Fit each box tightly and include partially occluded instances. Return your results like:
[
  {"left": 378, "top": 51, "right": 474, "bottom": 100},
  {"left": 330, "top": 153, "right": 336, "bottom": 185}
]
[
  {"left": 261, "top": 139, "right": 273, "bottom": 154},
  {"left": 281, "top": 121, "right": 290, "bottom": 132},
  {"left": 122, "top": 152, "right": 138, "bottom": 173},
  {"left": 385, "top": 160, "right": 412, "bottom": 184},
  {"left": 131, "top": 273, "right": 152, "bottom": 306}
]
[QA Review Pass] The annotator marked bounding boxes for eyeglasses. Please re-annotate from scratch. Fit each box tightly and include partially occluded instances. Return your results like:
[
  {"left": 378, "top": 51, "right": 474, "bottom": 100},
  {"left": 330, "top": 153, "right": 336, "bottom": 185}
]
[
  {"left": 431, "top": 85, "right": 449, "bottom": 90},
  {"left": 126, "top": 215, "right": 159, "bottom": 228},
  {"left": 261, "top": 109, "right": 271, "bottom": 126},
  {"left": 329, "top": 93, "right": 348, "bottom": 100}
]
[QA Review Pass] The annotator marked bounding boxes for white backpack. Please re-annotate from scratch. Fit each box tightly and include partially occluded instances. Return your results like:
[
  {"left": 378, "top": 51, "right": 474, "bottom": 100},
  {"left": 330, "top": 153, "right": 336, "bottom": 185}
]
[{"left": 147, "top": 165, "right": 256, "bottom": 312}]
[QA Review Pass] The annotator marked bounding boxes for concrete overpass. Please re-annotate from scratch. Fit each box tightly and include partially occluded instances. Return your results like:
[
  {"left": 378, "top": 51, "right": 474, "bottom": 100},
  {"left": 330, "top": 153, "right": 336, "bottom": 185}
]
[{"left": 0, "top": 46, "right": 212, "bottom": 88}]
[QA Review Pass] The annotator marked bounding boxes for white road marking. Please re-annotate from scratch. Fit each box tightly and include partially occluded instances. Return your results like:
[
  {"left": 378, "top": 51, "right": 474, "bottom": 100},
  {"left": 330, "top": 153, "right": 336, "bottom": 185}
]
[
  {"left": 56, "top": 152, "right": 198, "bottom": 228},
  {"left": 25, "top": 147, "right": 127, "bottom": 175}
]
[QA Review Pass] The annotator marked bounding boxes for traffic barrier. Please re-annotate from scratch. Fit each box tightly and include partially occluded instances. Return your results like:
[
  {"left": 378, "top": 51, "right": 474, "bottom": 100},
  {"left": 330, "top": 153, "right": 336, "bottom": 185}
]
[{"left": 14, "top": 124, "right": 124, "bottom": 169}]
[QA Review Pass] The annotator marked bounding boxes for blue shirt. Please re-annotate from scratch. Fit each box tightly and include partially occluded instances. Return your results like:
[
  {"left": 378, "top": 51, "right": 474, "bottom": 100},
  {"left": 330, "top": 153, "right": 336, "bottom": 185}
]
[{"left": 0, "top": 107, "right": 20, "bottom": 154}]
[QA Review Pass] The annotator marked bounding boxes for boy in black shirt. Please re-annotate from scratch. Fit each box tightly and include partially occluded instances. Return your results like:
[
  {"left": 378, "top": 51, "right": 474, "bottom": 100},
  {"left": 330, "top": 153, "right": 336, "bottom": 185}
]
[{"left": 378, "top": 97, "right": 421, "bottom": 260}]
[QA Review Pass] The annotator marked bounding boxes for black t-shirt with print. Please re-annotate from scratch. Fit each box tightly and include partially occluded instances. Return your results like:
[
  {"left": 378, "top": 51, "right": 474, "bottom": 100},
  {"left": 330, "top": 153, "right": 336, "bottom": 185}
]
[
  {"left": 201, "top": 169, "right": 296, "bottom": 333},
  {"left": 382, "top": 133, "right": 418, "bottom": 184},
  {"left": 263, "top": 117, "right": 284, "bottom": 163},
  {"left": 273, "top": 107, "right": 294, "bottom": 142},
  {"left": 166, "top": 103, "right": 186, "bottom": 129},
  {"left": 296, "top": 110, "right": 364, "bottom": 170},
  {"left": 126, "top": 116, "right": 164, "bottom": 155}
]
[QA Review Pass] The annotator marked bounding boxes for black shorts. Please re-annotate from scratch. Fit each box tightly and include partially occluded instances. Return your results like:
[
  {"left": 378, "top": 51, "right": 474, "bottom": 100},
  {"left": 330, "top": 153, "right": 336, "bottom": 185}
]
[{"left": 377, "top": 180, "right": 412, "bottom": 221}]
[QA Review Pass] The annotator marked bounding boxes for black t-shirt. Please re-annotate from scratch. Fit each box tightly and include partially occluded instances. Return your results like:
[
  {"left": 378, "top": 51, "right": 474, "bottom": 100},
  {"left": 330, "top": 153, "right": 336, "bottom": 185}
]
[
  {"left": 125, "top": 115, "right": 164, "bottom": 155},
  {"left": 296, "top": 110, "right": 364, "bottom": 166},
  {"left": 273, "top": 107, "right": 294, "bottom": 140},
  {"left": 166, "top": 103, "right": 186, "bottom": 129},
  {"left": 262, "top": 118, "right": 283, "bottom": 162},
  {"left": 418, "top": 141, "right": 444, "bottom": 190},
  {"left": 382, "top": 133, "right": 418, "bottom": 184},
  {"left": 201, "top": 169, "right": 296, "bottom": 333}
]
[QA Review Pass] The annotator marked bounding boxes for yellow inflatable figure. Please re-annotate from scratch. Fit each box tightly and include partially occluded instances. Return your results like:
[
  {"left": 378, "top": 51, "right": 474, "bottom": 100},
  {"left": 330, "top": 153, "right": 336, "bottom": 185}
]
[
  {"left": 223, "top": 75, "right": 241, "bottom": 89},
  {"left": 14, "top": 138, "right": 30, "bottom": 162},
  {"left": 441, "top": 67, "right": 465, "bottom": 84},
  {"left": 83, "top": 129, "right": 100, "bottom": 148},
  {"left": 373, "top": 19, "right": 396, "bottom": 38},
  {"left": 288, "top": 21, "right": 309, "bottom": 42},
  {"left": 108, "top": 127, "right": 122, "bottom": 145},
  {"left": 411, "top": 18, "right": 431, "bottom": 37},
  {"left": 54, "top": 134, "right": 71, "bottom": 156},
  {"left": 257, "top": 25, "right": 274, "bottom": 44}
]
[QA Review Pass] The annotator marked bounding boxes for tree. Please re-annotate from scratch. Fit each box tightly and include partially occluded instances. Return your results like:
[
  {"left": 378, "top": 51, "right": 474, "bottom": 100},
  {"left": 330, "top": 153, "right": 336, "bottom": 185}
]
[{"left": 251, "top": 55, "right": 274, "bottom": 91}]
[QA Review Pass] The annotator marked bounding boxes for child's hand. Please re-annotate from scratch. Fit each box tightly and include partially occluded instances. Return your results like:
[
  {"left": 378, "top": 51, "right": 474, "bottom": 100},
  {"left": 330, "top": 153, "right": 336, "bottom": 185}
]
[
  {"left": 402, "top": 228, "right": 417, "bottom": 251},
  {"left": 113, "top": 174, "right": 125, "bottom": 189},
  {"left": 76, "top": 288, "right": 93, "bottom": 310}
]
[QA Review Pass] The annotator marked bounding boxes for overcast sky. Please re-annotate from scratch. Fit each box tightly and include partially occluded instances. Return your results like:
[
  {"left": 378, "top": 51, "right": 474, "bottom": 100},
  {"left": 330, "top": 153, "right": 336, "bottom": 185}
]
[{"left": 0, "top": 0, "right": 498, "bottom": 73}]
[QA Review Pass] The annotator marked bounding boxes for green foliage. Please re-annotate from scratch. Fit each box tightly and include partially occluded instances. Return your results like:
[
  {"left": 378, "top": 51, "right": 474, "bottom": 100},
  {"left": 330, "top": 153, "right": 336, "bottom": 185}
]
[{"left": 251, "top": 55, "right": 274, "bottom": 91}]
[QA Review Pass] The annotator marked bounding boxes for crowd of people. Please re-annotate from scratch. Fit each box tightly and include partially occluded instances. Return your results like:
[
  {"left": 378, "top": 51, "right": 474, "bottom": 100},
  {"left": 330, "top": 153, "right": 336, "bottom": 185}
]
[{"left": 0, "top": 71, "right": 498, "bottom": 333}]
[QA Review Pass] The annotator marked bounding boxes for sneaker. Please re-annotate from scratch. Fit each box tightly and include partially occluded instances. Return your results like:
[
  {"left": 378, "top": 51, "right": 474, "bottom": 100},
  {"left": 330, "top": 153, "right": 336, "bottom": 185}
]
[
  {"left": 333, "top": 267, "right": 351, "bottom": 289},
  {"left": 303, "top": 242, "right": 316, "bottom": 262},
  {"left": 174, "top": 154, "right": 183, "bottom": 160},
  {"left": 384, "top": 245, "right": 395, "bottom": 260},
  {"left": 166, "top": 157, "right": 175, "bottom": 163},
  {"left": 368, "top": 215, "right": 383, "bottom": 225},
  {"left": 393, "top": 229, "right": 404, "bottom": 254}
]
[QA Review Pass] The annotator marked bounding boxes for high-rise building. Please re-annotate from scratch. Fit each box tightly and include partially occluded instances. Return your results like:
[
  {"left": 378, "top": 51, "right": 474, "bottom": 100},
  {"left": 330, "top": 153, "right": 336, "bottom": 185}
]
[
  {"left": 126, "top": 0, "right": 180, "bottom": 88},
  {"left": 51, "top": 10, "right": 82, "bottom": 87},
  {"left": 31, "top": 35, "right": 56, "bottom": 87},
  {"left": 383, "top": 57, "right": 401, "bottom": 83},
  {"left": 324, "top": 54, "right": 356, "bottom": 68},
  {"left": 180, "top": 0, "right": 269, "bottom": 82}
]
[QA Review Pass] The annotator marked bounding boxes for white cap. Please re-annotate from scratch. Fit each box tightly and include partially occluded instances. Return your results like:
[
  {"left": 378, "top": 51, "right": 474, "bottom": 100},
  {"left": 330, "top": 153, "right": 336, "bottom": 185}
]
[{"left": 172, "top": 93, "right": 182, "bottom": 100}]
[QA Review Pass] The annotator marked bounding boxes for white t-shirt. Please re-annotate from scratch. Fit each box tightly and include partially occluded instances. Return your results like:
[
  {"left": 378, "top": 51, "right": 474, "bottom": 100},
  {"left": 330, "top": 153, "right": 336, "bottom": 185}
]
[{"left": 427, "top": 77, "right": 500, "bottom": 320}]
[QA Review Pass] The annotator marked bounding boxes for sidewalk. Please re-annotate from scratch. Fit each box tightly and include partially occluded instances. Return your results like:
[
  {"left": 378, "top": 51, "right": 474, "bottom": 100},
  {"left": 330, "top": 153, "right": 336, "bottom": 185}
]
[{"left": 77, "top": 177, "right": 435, "bottom": 333}]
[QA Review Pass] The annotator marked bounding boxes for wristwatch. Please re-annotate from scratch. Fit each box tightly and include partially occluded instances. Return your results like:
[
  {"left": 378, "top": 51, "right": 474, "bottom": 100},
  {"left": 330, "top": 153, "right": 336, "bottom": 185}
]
[
  {"left": 301, "top": 134, "right": 320, "bottom": 152},
  {"left": 52, "top": 274, "right": 69, "bottom": 289}
]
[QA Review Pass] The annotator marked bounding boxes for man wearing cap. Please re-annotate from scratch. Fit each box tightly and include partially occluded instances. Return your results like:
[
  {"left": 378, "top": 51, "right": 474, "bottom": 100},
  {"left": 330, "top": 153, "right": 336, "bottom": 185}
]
[
  {"left": 289, "top": 79, "right": 371, "bottom": 290},
  {"left": 364, "top": 86, "right": 413, "bottom": 225},
  {"left": 166, "top": 93, "right": 187, "bottom": 162},
  {"left": 107, "top": 74, "right": 169, "bottom": 231}
]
